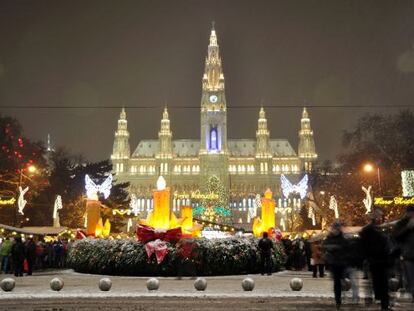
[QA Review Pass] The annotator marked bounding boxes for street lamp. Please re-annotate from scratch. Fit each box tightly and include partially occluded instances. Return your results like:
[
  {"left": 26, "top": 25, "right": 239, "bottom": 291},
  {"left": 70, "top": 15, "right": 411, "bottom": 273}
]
[{"left": 363, "top": 162, "right": 382, "bottom": 194}]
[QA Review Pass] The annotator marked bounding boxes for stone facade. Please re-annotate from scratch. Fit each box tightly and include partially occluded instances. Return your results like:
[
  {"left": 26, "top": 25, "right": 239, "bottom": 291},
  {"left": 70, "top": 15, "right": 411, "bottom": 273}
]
[{"left": 111, "top": 25, "right": 317, "bottom": 224}]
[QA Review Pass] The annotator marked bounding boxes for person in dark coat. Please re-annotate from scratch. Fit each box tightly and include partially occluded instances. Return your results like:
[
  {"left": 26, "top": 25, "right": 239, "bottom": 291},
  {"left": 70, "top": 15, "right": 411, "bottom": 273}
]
[
  {"left": 393, "top": 204, "right": 414, "bottom": 302},
  {"left": 360, "top": 209, "right": 392, "bottom": 311},
  {"left": 310, "top": 240, "right": 325, "bottom": 278},
  {"left": 11, "top": 236, "right": 25, "bottom": 277},
  {"left": 258, "top": 232, "right": 273, "bottom": 275},
  {"left": 323, "top": 221, "right": 350, "bottom": 310},
  {"left": 25, "top": 238, "right": 36, "bottom": 275}
]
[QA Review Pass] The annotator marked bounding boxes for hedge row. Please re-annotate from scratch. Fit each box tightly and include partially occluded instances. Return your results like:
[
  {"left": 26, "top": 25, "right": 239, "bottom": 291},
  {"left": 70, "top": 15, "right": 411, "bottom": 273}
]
[{"left": 67, "top": 237, "right": 286, "bottom": 276}]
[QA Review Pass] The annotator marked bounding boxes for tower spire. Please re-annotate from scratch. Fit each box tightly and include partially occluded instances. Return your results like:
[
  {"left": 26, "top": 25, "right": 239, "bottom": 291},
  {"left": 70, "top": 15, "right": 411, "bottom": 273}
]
[
  {"left": 256, "top": 107, "right": 271, "bottom": 158},
  {"left": 298, "top": 107, "right": 317, "bottom": 171},
  {"left": 158, "top": 107, "right": 172, "bottom": 157},
  {"left": 111, "top": 107, "right": 130, "bottom": 161}
]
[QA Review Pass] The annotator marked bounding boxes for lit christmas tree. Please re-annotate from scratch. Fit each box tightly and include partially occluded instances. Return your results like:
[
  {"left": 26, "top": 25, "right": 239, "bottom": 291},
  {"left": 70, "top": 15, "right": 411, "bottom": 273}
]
[{"left": 199, "top": 175, "right": 231, "bottom": 224}]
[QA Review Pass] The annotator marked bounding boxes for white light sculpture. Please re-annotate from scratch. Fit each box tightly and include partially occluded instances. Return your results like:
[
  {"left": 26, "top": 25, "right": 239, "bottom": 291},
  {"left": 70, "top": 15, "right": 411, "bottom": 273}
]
[
  {"left": 53, "top": 195, "right": 63, "bottom": 227},
  {"left": 401, "top": 170, "right": 414, "bottom": 197},
  {"left": 85, "top": 174, "right": 112, "bottom": 200},
  {"left": 308, "top": 206, "right": 316, "bottom": 226},
  {"left": 156, "top": 175, "right": 166, "bottom": 191},
  {"left": 18, "top": 186, "right": 29, "bottom": 215},
  {"left": 281, "top": 174, "right": 308, "bottom": 199},
  {"left": 362, "top": 186, "right": 372, "bottom": 214},
  {"left": 129, "top": 194, "right": 139, "bottom": 216},
  {"left": 329, "top": 195, "right": 339, "bottom": 219},
  {"left": 280, "top": 217, "right": 286, "bottom": 231},
  {"left": 127, "top": 218, "right": 133, "bottom": 232},
  {"left": 53, "top": 195, "right": 63, "bottom": 219}
]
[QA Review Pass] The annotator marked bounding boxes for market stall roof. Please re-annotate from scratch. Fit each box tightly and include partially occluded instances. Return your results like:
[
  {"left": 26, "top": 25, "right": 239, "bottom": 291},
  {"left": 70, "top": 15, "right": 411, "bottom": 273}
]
[{"left": 0, "top": 224, "right": 67, "bottom": 235}]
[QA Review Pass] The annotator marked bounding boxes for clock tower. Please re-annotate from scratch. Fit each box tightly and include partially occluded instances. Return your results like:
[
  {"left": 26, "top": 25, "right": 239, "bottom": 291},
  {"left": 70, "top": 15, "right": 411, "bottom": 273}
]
[{"left": 199, "top": 23, "right": 229, "bottom": 188}]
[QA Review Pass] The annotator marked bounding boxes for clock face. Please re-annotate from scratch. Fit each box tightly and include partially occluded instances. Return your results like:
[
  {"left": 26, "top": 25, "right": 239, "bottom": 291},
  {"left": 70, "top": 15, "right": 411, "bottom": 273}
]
[{"left": 209, "top": 95, "right": 218, "bottom": 103}]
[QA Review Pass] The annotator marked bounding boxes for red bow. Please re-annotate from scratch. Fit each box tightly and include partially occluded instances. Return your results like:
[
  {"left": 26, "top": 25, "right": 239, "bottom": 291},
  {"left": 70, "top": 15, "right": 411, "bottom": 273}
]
[
  {"left": 136, "top": 225, "right": 182, "bottom": 244},
  {"left": 145, "top": 239, "right": 168, "bottom": 264}
]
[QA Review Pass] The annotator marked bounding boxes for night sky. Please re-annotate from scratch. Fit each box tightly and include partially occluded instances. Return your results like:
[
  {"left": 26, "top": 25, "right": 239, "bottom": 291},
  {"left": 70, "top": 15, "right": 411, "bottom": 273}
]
[{"left": 1, "top": 0, "right": 414, "bottom": 162}]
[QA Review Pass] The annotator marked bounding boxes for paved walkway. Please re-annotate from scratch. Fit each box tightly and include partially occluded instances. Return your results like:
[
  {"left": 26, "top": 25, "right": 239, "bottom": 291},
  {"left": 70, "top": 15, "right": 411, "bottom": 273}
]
[{"left": 0, "top": 270, "right": 412, "bottom": 310}]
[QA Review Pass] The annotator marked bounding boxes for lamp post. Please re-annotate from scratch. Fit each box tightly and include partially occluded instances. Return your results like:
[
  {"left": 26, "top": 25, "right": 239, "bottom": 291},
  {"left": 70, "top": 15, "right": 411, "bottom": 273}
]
[{"left": 363, "top": 163, "right": 382, "bottom": 195}]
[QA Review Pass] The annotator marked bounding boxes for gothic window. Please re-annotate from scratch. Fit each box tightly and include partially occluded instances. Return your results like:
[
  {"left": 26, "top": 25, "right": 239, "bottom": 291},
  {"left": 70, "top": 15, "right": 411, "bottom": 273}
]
[{"left": 209, "top": 127, "right": 218, "bottom": 150}]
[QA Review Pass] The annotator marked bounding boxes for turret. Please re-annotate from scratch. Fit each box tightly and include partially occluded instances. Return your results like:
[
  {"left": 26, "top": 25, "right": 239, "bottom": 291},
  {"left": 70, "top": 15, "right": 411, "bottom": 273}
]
[
  {"left": 255, "top": 107, "right": 271, "bottom": 157},
  {"left": 111, "top": 108, "right": 130, "bottom": 173},
  {"left": 298, "top": 107, "right": 317, "bottom": 171}
]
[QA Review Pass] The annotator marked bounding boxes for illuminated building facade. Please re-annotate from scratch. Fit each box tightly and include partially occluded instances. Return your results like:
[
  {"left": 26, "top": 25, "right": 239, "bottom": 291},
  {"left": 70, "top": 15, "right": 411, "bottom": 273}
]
[{"left": 111, "top": 25, "right": 317, "bottom": 224}]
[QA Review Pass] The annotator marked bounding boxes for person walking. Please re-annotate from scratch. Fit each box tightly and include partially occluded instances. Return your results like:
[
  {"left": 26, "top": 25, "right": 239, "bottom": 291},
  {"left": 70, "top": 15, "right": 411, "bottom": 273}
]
[
  {"left": 323, "top": 221, "right": 350, "bottom": 310},
  {"left": 25, "top": 238, "right": 36, "bottom": 275},
  {"left": 258, "top": 231, "right": 273, "bottom": 275},
  {"left": 11, "top": 236, "right": 25, "bottom": 277},
  {"left": 0, "top": 237, "right": 12, "bottom": 274},
  {"left": 310, "top": 240, "right": 325, "bottom": 278},
  {"left": 393, "top": 204, "right": 414, "bottom": 302},
  {"left": 360, "top": 209, "right": 392, "bottom": 311}
]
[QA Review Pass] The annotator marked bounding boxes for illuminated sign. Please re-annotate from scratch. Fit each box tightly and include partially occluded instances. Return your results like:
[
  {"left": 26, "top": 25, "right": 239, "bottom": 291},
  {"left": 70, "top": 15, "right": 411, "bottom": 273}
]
[
  {"left": 374, "top": 197, "right": 414, "bottom": 206},
  {"left": 0, "top": 197, "right": 16, "bottom": 205},
  {"left": 173, "top": 190, "right": 219, "bottom": 201}
]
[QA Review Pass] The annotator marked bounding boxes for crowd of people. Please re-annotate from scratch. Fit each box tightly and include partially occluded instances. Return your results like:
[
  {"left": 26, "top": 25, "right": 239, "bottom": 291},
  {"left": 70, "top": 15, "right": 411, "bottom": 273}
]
[
  {"left": 0, "top": 237, "right": 69, "bottom": 277},
  {"left": 278, "top": 205, "right": 414, "bottom": 311}
]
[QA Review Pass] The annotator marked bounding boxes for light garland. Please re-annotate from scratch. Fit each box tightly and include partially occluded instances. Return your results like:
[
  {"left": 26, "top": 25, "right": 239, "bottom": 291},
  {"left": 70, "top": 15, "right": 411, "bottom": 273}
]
[
  {"left": 18, "top": 186, "right": 29, "bottom": 215},
  {"left": 0, "top": 197, "right": 16, "bottom": 205},
  {"left": 401, "top": 170, "right": 414, "bottom": 197},
  {"left": 85, "top": 174, "right": 112, "bottom": 200},
  {"left": 280, "top": 174, "right": 308, "bottom": 199},
  {"left": 329, "top": 195, "right": 339, "bottom": 219},
  {"left": 362, "top": 185, "right": 372, "bottom": 214},
  {"left": 112, "top": 209, "right": 131, "bottom": 216}
]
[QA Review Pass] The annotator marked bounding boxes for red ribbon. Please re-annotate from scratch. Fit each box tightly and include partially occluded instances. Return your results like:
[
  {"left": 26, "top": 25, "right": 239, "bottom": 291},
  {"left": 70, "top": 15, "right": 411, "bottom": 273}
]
[
  {"left": 76, "top": 229, "right": 87, "bottom": 240},
  {"left": 136, "top": 225, "right": 182, "bottom": 244}
]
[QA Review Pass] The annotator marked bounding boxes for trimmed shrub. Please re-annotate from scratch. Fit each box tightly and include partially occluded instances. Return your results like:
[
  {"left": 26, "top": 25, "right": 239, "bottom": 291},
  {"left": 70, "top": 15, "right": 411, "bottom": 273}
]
[{"left": 67, "top": 237, "right": 285, "bottom": 276}]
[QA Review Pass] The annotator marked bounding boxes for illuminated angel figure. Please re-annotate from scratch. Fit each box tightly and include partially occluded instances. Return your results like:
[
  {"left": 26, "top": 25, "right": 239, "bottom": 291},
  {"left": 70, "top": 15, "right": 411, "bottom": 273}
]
[
  {"left": 85, "top": 174, "right": 113, "bottom": 200},
  {"left": 280, "top": 174, "right": 308, "bottom": 199},
  {"left": 53, "top": 195, "right": 63, "bottom": 219},
  {"left": 18, "top": 186, "right": 29, "bottom": 215}
]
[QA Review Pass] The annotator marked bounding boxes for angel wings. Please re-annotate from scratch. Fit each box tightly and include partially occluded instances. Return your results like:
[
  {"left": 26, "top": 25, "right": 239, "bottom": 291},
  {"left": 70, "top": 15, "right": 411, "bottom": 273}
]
[
  {"left": 280, "top": 174, "right": 308, "bottom": 199},
  {"left": 85, "top": 174, "right": 113, "bottom": 200}
]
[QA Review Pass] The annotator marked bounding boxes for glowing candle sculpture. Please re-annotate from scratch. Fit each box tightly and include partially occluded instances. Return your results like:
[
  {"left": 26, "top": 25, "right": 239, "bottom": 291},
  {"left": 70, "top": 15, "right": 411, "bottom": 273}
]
[
  {"left": 84, "top": 174, "right": 112, "bottom": 236},
  {"left": 102, "top": 219, "right": 111, "bottom": 238},
  {"left": 261, "top": 189, "right": 276, "bottom": 231},
  {"left": 252, "top": 189, "right": 276, "bottom": 237},
  {"left": 181, "top": 205, "right": 193, "bottom": 234},
  {"left": 151, "top": 176, "right": 171, "bottom": 229}
]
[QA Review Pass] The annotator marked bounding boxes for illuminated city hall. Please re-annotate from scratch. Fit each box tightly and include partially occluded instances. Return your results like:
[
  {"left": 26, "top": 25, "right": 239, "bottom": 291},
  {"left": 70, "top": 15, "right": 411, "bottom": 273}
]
[{"left": 110, "top": 25, "right": 317, "bottom": 222}]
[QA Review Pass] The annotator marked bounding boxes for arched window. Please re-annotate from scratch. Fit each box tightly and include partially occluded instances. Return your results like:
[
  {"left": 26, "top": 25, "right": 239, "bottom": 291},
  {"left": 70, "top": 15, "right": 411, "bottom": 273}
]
[{"left": 209, "top": 127, "right": 218, "bottom": 150}]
